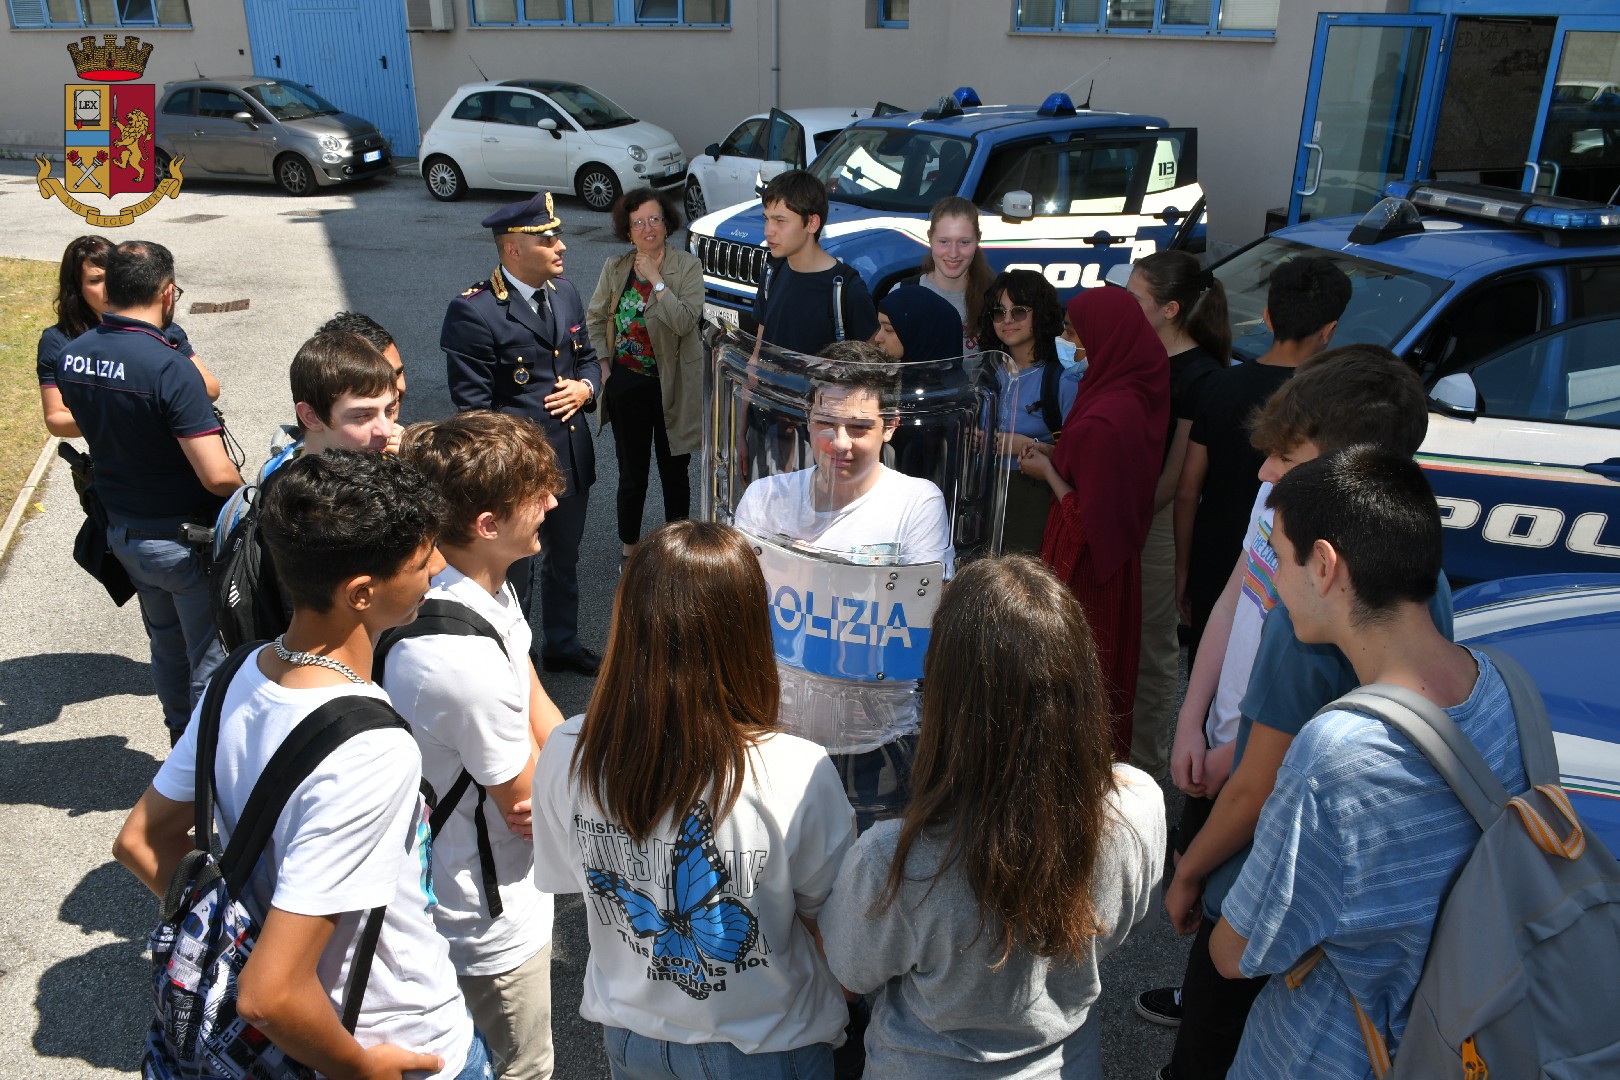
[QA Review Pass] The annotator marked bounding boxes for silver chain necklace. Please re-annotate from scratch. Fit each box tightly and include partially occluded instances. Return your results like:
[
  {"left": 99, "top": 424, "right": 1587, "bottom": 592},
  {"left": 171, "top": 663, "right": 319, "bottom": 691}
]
[{"left": 271, "top": 636, "right": 365, "bottom": 684}]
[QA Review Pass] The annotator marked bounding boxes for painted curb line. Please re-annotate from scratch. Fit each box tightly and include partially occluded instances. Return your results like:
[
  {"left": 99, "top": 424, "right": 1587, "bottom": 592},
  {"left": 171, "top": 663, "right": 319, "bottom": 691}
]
[{"left": 0, "top": 435, "right": 60, "bottom": 569}]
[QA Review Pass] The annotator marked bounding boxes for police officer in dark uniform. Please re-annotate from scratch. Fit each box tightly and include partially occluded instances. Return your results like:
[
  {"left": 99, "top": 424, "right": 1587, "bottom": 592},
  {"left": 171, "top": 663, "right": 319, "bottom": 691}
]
[
  {"left": 442, "top": 192, "right": 603, "bottom": 676},
  {"left": 55, "top": 240, "right": 242, "bottom": 742}
]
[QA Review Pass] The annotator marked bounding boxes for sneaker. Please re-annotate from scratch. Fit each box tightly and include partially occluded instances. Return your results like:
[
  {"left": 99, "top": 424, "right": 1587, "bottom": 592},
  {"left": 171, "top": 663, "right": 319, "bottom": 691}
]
[{"left": 1136, "top": 985, "right": 1183, "bottom": 1028}]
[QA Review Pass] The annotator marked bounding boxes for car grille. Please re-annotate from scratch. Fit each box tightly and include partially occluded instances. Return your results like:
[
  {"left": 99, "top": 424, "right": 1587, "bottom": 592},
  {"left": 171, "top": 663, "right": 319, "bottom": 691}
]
[
  {"left": 696, "top": 237, "right": 768, "bottom": 287},
  {"left": 357, "top": 132, "right": 386, "bottom": 151}
]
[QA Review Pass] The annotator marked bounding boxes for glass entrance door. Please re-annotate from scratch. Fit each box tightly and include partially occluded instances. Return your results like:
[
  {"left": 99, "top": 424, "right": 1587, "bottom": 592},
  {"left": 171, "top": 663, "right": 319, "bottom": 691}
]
[
  {"left": 1288, "top": 13, "right": 1445, "bottom": 225},
  {"left": 1530, "top": 20, "right": 1620, "bottom": 202}
]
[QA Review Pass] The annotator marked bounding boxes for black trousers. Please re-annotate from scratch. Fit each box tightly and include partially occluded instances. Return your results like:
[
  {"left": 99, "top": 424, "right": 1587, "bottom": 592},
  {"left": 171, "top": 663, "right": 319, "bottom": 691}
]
[
  {"left": 505, "top": 485, "right": 590, "bottom": 658},
  {"left": 607, "top": 370, "right": 690, "bottom": 547},
  {"left": 1168, "top": 920, "right": 1270, "bottom": 1080}
]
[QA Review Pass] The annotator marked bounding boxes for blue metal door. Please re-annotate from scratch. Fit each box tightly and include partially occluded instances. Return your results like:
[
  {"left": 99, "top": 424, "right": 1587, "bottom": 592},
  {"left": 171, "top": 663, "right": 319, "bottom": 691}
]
[
  {"left": 1288, "top": 13, "right": 1446, "bottom": 225},
  {"left": 244, "top": 0, "right": 420, "bottom": 157},
  {"left": 1526, "top": 15, "right": 1620, "bottom": 201}
]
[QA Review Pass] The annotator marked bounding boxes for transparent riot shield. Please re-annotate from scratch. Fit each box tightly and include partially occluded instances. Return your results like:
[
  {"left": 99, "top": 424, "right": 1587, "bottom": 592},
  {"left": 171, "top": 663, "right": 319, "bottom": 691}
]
[{"left": 702, "top": 327, "right": 1012, "bottom": 825}]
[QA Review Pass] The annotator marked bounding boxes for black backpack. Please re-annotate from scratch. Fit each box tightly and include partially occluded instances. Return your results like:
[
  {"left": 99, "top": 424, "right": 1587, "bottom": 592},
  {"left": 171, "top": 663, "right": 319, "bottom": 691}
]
[
  {"left": 375, "top": 598, "right": 511, "bottom": 919},
  {"left": 208, "top": 481, "right": 290, "bottom": 654},
  {"left": 145, "top": 643, "right": 409, "bottom": 1078},
  {"left": 758, "top": 256, "right": 856, "bottom": 344}
]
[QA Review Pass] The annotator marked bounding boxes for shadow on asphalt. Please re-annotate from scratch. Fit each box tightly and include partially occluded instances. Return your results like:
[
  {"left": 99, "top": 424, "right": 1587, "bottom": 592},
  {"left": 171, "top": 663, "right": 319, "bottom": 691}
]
[
  {"left": 0, "top": 733, "right": 157, "bottom": 814},
  {"left": 0, "top": 650, "right": 155, "bottom": 735},
  {"left": 34, "top": 862, "right": 154, "bottom": 1069}
]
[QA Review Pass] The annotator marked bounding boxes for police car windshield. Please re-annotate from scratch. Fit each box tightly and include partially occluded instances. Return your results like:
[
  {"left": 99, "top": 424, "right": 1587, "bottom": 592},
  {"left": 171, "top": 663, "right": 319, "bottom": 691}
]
[
  {"left": 1215, "top": 238, "right": 1450, "bottom": 362},
  {"left": 811, "top": 128, "right": 973, "bottom": 213},
  {"left": 242, "top": 82, "right": 339, "bottom": 120},
  {"left": 546, "top": 86, "right": 637, "bottom": 130}
]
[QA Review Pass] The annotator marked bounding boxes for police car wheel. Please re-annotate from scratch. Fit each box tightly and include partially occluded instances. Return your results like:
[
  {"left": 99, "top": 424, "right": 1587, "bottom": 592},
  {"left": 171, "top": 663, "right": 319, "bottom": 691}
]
[
  {"left": 275, "top": 153, "right": 315, "bottom": 197},
  {"left": 424, "top": 156, "right": 466, "bottom": 202},
  {"left": 577, "top": 164, "right": 621, "bottom": 212},
  {"left": 685, "top": 180, "right": 707, "bottom": 221}
]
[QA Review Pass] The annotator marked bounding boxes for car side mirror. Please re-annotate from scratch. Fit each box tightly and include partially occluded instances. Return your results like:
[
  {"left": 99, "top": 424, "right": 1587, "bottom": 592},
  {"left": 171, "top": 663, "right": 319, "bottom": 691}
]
[
  {"left": 1001, "top": 190, "right": 1033, "bottom": 221},
  {"left": 706, "top": 142, "right": 722, "bottom": 160},
  {"left": 537, "top": 118, "right": 563, "bottom": 139},
  {"left": 1430, "top": 372, "right": 1479, "bottom": 418},
  {"left": 1104, "top": 263, "right": 1133, "bottom": 289},
  {"left": 231, "top": 110, "right": 260, "bottom": 129},
  {"left": 755, "top": 159, "right": 790, "bottom": 195}
]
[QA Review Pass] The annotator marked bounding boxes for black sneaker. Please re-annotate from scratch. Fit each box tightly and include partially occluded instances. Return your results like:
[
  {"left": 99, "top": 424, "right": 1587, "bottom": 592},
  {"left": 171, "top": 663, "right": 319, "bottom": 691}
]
[{"left": 1136, "top": 985, "right": 1183, "bottom": 1028}]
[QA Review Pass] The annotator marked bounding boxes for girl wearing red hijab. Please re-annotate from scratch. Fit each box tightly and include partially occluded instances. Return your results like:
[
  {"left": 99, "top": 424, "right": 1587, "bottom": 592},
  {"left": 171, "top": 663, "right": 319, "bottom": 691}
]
[{"left": 1018, "top": 286, "right": 1169, "bottom": 758}]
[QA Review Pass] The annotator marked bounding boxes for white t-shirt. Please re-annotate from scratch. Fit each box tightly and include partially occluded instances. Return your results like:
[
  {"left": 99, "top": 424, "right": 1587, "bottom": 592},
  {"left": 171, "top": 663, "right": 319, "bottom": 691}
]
[
  {"left": 532, "top": 718, "right": 855, "bottom": 1054},
  {"left": 733, "top": 464, "right": 954, "bottom": 574},
  {"left": 1204, "top": 483, "right": 1281, "bottom": 748},
  {"left": 733, "top": 465, "right": 954, "bottom": 753},
  {"left": 380, "top": 566, "right": 551, "bottom": 977},
  {"left": 153, "top": 651, "right": 473, "bottom": 1078}
]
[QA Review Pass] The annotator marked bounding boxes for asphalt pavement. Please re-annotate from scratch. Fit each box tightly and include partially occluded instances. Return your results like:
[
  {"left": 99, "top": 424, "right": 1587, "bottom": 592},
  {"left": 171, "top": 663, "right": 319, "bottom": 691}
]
[{"left": 0, "top": 161, "right": 1190, "bottom": 1078}]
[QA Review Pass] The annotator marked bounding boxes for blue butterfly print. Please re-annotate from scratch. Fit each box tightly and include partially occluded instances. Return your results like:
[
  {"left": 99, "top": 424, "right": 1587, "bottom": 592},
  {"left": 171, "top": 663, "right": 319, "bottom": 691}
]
[{"left": 586, "top": 801, "right": 760, "bottom": 1000}]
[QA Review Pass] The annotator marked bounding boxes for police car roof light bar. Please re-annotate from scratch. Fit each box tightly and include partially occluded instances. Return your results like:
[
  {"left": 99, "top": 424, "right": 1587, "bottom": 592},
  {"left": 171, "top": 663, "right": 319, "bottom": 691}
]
[
  {"left": 1383, "top": 180, "right": 1620, "bottom": 232},
  {"left": 1038, "top": 92, "right": 1078, "bottom": 117},
  {"left": 1348, "top": 197, "right": 1425, "bottom": 245},
  {"left": 952, "top": 87, "right": 982, "bottom": 108}
]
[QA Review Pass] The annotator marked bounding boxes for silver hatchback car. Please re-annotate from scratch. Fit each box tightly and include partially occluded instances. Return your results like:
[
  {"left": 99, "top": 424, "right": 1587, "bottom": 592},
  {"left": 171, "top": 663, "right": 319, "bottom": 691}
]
[{"left": 154, "top": 77, "right": 391, "bottom": 196}]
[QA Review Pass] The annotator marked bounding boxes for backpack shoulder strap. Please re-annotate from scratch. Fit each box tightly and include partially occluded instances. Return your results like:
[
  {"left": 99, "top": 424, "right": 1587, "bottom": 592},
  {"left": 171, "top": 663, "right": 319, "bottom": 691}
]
[
  {"left": 1039, "top": 357, "right": 1066, "bottom": 439},
  {"left": 374, "top": 597, "right": 508, "bottom": 684},
  {"left": 194, "top": 642, "right": 271, "bottom": 850},
  {"left": 219, "top": 696, "right": 410, "bottom": 896},
  {"left": 1321, "top": 685, "right": 1509, "bottom": 829},
  {"left": 371, "top": 597, "right": 510, "bottom": 921},
  {"left": 831, "top": 271, "right": 847, "bottom": 343},
  {"left": 1475, "top": 644, "right": 1560, "bottom": 788}
]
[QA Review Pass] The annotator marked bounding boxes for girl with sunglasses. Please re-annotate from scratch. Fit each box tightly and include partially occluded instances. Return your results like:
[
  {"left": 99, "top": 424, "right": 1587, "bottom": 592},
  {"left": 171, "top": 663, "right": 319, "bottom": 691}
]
[{"left": 977, "top": 269, "right": 1082, "bottom": 554}]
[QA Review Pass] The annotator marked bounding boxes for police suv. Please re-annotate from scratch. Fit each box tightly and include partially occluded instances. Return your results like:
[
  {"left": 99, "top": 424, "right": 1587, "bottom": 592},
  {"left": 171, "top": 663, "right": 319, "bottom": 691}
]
[
  {"left": 687, "top": 87, "right": 1204, "bottom": 327},
  {"left": 1207, "top": 181, "right": 1620, "bottom": 585}
]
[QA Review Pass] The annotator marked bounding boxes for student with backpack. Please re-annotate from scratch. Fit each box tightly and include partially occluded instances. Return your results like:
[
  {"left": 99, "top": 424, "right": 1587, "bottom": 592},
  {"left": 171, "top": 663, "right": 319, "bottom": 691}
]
[
  {"left": 752, "top": 170, "right": 878, "bottom": 353},
  {"left": 114, "top": 450, "right": 489, "bottom": 1080},
  {"left": 1209, "top": 445, "right": 1531, "bottom": 1080},
  {"left": 975, "top": 269, "right": 1081, "bottom": 556},
  {"left": 1146, "top": 346, "right": 1442, "bottom": 1080},
  {"left": 379, "top": 411, "right": 569, "bottom": 1079},
  {"left": 210, "top": 332, "right": 402, "bottom": 654}
]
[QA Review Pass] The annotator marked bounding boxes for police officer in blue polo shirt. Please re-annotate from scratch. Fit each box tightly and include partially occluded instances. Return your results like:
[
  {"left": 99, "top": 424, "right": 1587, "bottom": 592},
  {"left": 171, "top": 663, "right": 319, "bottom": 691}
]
[
  {"left": 56, "top": 240, "right": 242, "bottom": 743},
  {"left": 441, "top": 192, "right": 602, "bottom": 676}
]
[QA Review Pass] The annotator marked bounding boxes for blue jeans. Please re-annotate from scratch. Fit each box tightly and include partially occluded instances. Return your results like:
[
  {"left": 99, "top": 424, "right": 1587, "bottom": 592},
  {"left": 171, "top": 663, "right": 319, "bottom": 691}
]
[
  {"left": 603, "top": 1027, "right": 832, "bottom": 1080},
  {"left": 106, "top": 524, "right": 225, "bottom": 734},
  {"left": 450, "top": 1030, "right": 495, "bottom": 1080},
  {"left": 829, "top": 733, "right": 918, "bottom": 835}
]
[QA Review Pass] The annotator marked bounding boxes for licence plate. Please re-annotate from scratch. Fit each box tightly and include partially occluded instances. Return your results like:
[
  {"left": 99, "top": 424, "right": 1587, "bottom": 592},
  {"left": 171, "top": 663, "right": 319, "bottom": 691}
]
[
  {"left": 704, "top": 302, "right": 740, "bottom": 329},
  {"left": 664, "top": 161, "right": 682, "bottom": 177},
  {"left": 363, "top": 150, "right": 382, "bottom": 163}
]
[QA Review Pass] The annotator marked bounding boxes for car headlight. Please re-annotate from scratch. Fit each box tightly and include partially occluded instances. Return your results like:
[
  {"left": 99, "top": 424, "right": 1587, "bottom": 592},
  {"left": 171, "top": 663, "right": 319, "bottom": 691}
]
[
  {"left": 627, "top": 144, "right": 647, "bottom": 162},
  {"left": 319, "top": 134, "right": 342, "bottom": 152}
]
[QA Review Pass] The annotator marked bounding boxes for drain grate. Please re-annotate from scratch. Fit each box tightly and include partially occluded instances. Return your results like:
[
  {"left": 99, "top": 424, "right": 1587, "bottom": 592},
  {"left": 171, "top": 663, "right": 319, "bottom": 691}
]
[
  {"left": 172, "top": 213, "right": 225, "bottom": 224},
  {"left": 189, "top": 299, "right": 251, "bottom": 314}
]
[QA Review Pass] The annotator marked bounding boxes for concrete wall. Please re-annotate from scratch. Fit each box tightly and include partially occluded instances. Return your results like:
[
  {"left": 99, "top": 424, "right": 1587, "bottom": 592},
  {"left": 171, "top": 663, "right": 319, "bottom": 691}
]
[
  {"left": 412, "top": 0, "right": 1402, "bottom": 246},
  {"left": 0, "top": 11, "right": 253, "bottom": 152}
]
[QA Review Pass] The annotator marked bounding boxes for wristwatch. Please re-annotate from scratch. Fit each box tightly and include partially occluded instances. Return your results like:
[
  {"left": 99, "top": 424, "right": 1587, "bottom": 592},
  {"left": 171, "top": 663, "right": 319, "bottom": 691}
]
[{"left": 653, "top": 281, "right": 666, "bottom": 294}]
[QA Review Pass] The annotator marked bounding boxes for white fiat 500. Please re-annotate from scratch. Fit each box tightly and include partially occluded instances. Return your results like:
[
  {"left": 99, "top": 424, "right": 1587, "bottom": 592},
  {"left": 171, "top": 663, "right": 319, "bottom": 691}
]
[{"left": 419, "top": 79, "right": 684, "bottom": 211}]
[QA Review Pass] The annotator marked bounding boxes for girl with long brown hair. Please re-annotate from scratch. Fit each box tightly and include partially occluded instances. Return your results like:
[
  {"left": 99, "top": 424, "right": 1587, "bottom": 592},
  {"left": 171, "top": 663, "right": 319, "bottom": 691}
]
[
  {"left": 820, "top": 555, "right": 1166, "bottom": 1078},
  {"left": 531, "top": 520, "right": 855, "bottom": 1080},
  {"left": 903, "top": 195, "right": 993, "bottom": 354}
]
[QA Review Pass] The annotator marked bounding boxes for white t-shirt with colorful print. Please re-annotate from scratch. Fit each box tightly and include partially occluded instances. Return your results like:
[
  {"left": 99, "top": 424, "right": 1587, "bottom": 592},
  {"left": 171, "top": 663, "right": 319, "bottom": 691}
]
[
  {"left": 531, "top": 718, "right": 855, "bottom": 1052},
  {"left": 1204, "top": 482, "right": 1280, "bottom": 749}
]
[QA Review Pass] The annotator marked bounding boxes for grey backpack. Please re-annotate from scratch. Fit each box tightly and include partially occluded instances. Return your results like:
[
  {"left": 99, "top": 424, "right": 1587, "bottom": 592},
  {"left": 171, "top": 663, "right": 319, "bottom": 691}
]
[{"left": 1302, "top": 646, "right": 1620, "bottom": 1079}]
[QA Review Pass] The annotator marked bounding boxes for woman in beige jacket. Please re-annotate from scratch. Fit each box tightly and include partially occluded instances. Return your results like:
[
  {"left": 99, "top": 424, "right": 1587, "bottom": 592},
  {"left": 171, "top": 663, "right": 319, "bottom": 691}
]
[{"left": 586, "top": 187, "right": 706, "bottom": 565}]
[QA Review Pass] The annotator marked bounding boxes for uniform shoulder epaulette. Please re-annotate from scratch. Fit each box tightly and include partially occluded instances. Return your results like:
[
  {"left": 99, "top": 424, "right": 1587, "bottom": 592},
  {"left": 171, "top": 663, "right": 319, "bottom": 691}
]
[{"left": 460, "top": 280, "right": 490, "bottom": 299}]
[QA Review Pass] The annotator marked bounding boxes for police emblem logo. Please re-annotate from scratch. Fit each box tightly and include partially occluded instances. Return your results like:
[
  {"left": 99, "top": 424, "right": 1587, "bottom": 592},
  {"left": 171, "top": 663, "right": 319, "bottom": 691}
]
[
  {"left": 36, "top": 34, "right": 184, "bottom": 227},
  {"left": 514, "top": 367, "right": 532, "bottom": 385}
]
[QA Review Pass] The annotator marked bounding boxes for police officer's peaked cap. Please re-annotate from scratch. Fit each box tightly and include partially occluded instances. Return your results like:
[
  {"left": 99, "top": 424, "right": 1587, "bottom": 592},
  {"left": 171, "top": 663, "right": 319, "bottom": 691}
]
[{"left": 482, "top": 191, "right": 563, "bottom": 236}]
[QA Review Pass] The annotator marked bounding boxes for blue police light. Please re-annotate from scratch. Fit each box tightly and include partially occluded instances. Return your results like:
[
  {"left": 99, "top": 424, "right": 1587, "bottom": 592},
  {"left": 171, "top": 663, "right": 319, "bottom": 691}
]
[
  {"left": 1037, "top": 93, "right": 1077, "bottom": 117},
  {"left": 952, "top": 87, "right": 982, "bottom": 108},
  {"left": 1383, "top": 179, "right": 1620, "bottom": 231}
]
